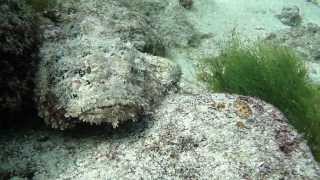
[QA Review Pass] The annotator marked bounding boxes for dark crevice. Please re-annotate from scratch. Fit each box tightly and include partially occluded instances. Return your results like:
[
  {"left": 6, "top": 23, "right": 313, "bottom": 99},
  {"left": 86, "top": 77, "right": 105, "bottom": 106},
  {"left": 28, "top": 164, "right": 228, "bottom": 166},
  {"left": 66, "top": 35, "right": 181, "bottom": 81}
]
[{"left": 0, "top": 0, "right": 42, "bottom": 129}]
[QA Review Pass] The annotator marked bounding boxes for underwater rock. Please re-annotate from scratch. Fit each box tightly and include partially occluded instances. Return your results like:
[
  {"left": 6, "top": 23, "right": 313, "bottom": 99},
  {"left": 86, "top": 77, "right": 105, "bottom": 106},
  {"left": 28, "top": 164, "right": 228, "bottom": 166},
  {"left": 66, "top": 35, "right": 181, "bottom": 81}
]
[
  {"left": 179, "top": 0, "right": 193, "bottom": 9},
  {"left": 266, "top": 23, "right": 320, "bottom": 62},
  {"left": 3, "top": 94, "right": 319, "bottom": 179},
  {"left": 276, "top": 6, "right": 302, "bottom": 26},
  {"left": 0, "top": 0, "right": 39, "bottom": 127},
  {"left": 107, "top": 1, "right": 167, "bottom": 56},
  {"left": 35, "top": 0, "right": 181, "bottom": 130},
  {"left": 266, "top": 23, "right": 320, "bottom": 84},
  {"left": 118, "top": 0, "right": 198, "bottom": 48},
  {"left": 147, "top": 94, "right": 320, "bottom": 179},
  {"left": 307, "top": 0, "right": 320, "bottom": 6},
  {"left": 265, "top": 23, "right": 320, "bottom": 83}
]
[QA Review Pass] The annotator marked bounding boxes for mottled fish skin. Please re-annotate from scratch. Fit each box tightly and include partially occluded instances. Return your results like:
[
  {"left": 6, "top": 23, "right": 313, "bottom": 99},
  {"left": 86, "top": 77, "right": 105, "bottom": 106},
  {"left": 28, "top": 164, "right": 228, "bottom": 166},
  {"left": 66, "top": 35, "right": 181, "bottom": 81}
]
[{"left": 35, "top": 0, "right": 181, "bottom": 129}]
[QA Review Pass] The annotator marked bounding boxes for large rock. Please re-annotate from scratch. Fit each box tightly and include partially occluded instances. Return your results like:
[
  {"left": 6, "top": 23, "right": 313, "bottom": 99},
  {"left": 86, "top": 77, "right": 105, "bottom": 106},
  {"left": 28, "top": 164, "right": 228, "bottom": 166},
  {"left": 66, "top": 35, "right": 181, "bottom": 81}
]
[
  {"left": 1, "top": 94, "right": 319, "bottom": 179},
  {"left": 145, "top": 94, "right": 320, "bottom": 179},
  {"left": 35, "top": 0, "right": 181, "bottom": 130},
  {"left": 0, "top": 0, "right": 39, "bottom": 127}
]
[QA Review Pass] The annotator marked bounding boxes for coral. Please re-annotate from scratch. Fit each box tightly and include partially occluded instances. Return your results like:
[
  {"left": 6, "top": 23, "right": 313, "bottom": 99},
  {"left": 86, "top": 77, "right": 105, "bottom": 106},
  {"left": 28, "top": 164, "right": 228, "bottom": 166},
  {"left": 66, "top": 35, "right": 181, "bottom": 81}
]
[
  {"left": 235, "top": 121, "right": 247, "bottom": 129},
  {"left": 234, "top": 98, "right": 253, "bottom": 119}
]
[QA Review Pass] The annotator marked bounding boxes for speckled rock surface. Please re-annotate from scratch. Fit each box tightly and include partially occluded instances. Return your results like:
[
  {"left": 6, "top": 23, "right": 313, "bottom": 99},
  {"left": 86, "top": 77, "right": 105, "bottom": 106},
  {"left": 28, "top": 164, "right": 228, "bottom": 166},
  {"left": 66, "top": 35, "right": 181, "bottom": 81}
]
[
  {"left": 117, "top": 0, "right": 198, "bottom": 48},
  {"left": 1, "top": 94, "right": 319, "bottom": 179},
  {"left": 35, "top": 0, "right": 182, "bottom": 129}
]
